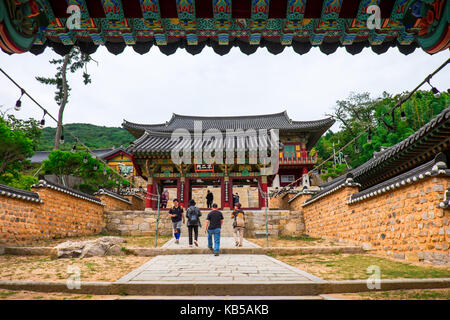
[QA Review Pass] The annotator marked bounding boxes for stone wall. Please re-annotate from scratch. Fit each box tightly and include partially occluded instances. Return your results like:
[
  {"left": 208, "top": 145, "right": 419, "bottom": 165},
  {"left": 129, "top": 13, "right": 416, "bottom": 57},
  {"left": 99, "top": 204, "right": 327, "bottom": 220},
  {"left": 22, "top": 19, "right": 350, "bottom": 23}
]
[
  {"left": 96, "top": 194, "right": 132, "bottom": 211},
  {"left": 0, "top": 183, "right": 104, "bottom": 245},
  {"left": 289, "top": 176, "right": 450, "bottom": 265},
  {"left": 124, "top": 194, "right": 145, "bottom": 211},
  {"left": 104, "top": 210, "right": 173, "bottom": 236},
  {"left": 243, "top": 210, "right": 305, "bottom": 238}
]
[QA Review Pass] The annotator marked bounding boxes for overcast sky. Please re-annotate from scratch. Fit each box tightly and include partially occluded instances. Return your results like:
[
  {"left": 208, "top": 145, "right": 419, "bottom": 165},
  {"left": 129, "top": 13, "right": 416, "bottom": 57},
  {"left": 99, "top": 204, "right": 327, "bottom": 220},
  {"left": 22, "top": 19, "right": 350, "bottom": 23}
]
[{"left": 0, "top": 45, "right": 448, "bottom": 133}]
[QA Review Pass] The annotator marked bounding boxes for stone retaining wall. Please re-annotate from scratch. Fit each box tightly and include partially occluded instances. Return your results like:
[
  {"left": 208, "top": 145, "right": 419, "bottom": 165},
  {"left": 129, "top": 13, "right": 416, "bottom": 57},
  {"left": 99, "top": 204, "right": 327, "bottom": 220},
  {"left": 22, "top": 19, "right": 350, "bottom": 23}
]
[
  {"left": 104, "top": 210, "right": 173, "bottom": 236},
  {"left": 287, "top": 176, "right": 450, "bottom": 265},
  {"left": 103, "top": 209, "right": 305, "bottom": 238},
  {"left": 0, "top": 183, "right": 104, "bottom": 245},
  {"left": 244, "top": 210, "right": 305, "bottom": 238}
]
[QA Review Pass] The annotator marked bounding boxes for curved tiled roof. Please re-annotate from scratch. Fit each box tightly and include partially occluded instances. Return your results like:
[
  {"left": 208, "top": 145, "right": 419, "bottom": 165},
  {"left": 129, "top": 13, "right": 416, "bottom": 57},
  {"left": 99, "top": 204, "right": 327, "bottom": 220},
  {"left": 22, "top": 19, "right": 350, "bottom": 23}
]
[
  {"left": 127, "top": 129, "right": 280, "bottom": 155},
  {"left": 300, "top": 106, "right": 450, "bottom": 205},
  {"left": 32, "top": 180, "right": 103, "bottom": 205},
  {"left": 124, "top": 111, "right": 334, "bottom": 133},
  {"left": 0, "top": 183, "right": 42, "bottom": 203}
]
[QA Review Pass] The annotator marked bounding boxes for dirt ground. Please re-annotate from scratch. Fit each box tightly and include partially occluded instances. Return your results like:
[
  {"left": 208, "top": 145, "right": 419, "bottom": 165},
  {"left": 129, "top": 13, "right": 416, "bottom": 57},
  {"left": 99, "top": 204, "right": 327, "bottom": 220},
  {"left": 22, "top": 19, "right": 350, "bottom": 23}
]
[
  {"left": 0, "top": 255, "right": 150, "bottom": 282},
  {"left": 0, "top": 289, "right": 121, "bottom": 300},
  {"left": 12, "top": 235, "right": 171, "bottom": 248}
]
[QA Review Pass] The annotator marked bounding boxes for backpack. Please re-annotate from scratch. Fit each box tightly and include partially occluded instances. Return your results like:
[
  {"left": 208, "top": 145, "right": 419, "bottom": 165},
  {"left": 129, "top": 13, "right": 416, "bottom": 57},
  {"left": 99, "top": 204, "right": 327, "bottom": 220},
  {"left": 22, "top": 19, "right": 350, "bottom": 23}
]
[
  {"left": 234, "top": 211, "right": 245, "bottom": 228},
  {"left": 188, "top": 207, "right": 199, "bottom": 222}
]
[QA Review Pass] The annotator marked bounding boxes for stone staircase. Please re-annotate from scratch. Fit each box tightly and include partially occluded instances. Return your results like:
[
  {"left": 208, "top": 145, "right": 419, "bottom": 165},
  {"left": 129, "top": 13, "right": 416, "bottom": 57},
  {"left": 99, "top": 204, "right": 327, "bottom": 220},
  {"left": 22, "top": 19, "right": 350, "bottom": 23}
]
[{"left": 219, "top": 210, "right": 234, "bottom": 237}]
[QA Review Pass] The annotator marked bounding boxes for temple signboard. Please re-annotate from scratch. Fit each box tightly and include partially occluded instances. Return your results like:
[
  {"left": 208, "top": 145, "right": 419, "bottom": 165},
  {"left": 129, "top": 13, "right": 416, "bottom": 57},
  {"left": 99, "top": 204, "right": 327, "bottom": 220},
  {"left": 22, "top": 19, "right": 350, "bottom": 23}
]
[{"left": 194, "top": 164, "right": 214, "bottom": 172}]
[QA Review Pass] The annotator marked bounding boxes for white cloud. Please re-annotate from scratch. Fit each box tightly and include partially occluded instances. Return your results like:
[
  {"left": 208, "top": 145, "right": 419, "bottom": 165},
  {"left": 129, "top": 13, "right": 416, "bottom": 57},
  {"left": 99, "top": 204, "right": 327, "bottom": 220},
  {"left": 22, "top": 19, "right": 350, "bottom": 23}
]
[{"left": 0, "top": 45, "right": 448, "bottom": 134}]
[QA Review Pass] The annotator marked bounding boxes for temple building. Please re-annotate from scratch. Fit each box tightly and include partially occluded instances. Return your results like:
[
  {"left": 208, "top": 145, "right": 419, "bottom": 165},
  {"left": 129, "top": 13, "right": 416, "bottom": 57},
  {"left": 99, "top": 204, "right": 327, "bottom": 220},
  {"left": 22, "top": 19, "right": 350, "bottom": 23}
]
[
  {"left": 1, "top": 1, "right": 448, "bottom": 56},
  {"left": 123, "top": 111, "right": 334, "bottom": 210}
]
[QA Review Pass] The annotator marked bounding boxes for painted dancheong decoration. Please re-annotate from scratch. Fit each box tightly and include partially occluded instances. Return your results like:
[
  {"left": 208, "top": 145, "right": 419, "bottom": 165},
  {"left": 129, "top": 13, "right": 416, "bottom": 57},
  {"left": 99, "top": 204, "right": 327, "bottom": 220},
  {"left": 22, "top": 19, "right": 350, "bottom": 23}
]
[{"left": 0, "top": 0, "right": 448, "bottom": 55}]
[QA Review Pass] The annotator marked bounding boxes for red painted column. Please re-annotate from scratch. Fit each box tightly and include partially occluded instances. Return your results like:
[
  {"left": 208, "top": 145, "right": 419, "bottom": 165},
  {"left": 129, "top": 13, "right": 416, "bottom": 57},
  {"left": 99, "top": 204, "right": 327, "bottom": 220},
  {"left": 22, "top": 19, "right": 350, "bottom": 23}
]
[
  {"left": 259, "top": 176, "right": 268, "bottom": 208},
  {"left": 182, "top": 178, "right": 189, "bottom": 209},
  {"left": 146, "top": 178, "right": 154, "bottom": 209}
]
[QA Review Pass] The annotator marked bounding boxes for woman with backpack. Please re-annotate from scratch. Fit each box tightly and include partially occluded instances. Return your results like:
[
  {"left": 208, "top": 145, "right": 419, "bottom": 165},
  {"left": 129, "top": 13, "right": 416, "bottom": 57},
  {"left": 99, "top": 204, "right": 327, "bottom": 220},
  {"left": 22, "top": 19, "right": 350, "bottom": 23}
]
[
  {"left": 186, "top": 199, "right": 202, "bottom": 247},
  {"left": 231, "top": 202, "right": 245, "bottom": 247}
]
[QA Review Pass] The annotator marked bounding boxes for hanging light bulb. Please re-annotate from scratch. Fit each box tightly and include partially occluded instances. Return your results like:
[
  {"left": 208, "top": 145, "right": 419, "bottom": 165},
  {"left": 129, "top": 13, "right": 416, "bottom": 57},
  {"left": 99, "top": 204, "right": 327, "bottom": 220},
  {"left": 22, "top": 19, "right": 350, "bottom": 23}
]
[
  {"left": 431, "top": 86, "right": 440, "bottom": 98},
  {"left": 400, "top": 111, "right": 407, "bottom": 122},
  {"left": 14, "top": 89, "right": 25, "bottom": 111},
  {"left": 83, "top": 155, "right": 88, "bottom": 164},
  {"left": 14, "top": 99, "right": 22, "bottom": 111},
  {"left": 40, "top": 111, "right": 46, "bottom": 126}
]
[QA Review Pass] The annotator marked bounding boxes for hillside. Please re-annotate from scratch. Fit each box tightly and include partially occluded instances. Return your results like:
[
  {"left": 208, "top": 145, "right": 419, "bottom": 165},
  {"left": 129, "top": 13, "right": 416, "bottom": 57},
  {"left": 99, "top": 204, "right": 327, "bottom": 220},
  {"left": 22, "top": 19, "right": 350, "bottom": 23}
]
[{"left": 37, "top": 123, "right": 135, "bottom": 151}]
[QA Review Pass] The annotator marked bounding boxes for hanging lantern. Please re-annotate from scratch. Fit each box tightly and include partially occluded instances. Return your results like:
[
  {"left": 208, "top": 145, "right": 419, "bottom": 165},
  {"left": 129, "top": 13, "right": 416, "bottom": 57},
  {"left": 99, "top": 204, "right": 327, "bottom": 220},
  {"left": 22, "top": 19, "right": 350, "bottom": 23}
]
[
  {"left": 103, "top": 169, "right": 107, "bottom": 176},
  {"left": 83, "top": 155, "right": 88, "bottom": 164},
  {"left": 431, "top": 87, "right": 440, "bottom": 98},
  {"left": 93, "top": 164, "right": 98, "bottom": 171},
  {"left": 40, "top": 111, "right": 46, "bottom": 126},
  {"left": 14, "top": 89, "right": 24, "bottom": 111},
  {"left": 400, "top": 111, "right": 407, "bottom": 122},
  {"left": 14, "top": 99, "right": 22, "bottom": 111},
  {"left": 72, "top": 145, "right": 77, "bottom": 153},
  {"left": 60, "top": 134, "right": 64, "bottom": 144},
  {"left": 367, "top": 129, "right": 372, "bottom": 144},
  {"left": 354, "top": 144, "right": 359, "bottom": 154}
]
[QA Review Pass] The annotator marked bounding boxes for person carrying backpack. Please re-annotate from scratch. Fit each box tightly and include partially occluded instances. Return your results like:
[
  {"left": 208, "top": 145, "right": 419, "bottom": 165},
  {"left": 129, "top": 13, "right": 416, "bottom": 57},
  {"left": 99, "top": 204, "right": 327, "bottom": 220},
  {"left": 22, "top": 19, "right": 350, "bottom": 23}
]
[
  {"left": 186, "top": 199, "right": 202, "bottom": 247},
  {"left": 231, "top": 202, "right": 245, "bottom": 247}
]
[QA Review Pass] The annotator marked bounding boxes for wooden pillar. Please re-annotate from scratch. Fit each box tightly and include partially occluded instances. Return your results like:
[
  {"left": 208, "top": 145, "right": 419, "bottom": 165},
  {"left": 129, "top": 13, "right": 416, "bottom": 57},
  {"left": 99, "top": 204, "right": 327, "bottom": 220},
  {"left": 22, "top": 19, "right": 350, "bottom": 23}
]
[
  {"left": 223, "top": 176, "right": 231, "bottom": 209},
  {"left": 259, "top": 176, "right": 268, "bottom": 209},
  {"left": 146, "top": 177, "right": 154, "bottom": 209},
  {"left": 182, "top": 177, "right": 189, "bottom": 209},
  {"left": 176, "top": 177, "right": 181, "bottom": 203}
]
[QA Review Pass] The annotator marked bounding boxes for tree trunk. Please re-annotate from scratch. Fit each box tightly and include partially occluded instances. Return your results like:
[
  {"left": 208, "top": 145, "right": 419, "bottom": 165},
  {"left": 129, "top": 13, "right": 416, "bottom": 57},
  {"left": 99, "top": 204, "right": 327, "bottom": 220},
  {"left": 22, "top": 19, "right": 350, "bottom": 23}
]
[{"left": 54, "top": 54, "right": 70, "bottom": 150}]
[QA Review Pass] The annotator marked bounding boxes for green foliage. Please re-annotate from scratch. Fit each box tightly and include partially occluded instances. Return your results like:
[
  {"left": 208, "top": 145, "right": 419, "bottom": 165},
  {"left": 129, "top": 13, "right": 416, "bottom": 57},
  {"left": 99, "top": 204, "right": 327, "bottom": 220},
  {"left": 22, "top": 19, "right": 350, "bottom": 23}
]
[
  {"left": 37, "top": 124, "right": 134, "bottom": 151},
  {"left": 0, "top": 110, "right": 41, "bottom": 182},
  {"left": 317, "top": 90, "right": 449, "bottom": 179},
  {"left": 0, "top": 172, "right": 38, "bottom": 190},
  {"left": 41, "top": 150, "right": 128, "bottom": 194},
  {"left": 35, "top": 46, "right": 93, "bottom": 106}
]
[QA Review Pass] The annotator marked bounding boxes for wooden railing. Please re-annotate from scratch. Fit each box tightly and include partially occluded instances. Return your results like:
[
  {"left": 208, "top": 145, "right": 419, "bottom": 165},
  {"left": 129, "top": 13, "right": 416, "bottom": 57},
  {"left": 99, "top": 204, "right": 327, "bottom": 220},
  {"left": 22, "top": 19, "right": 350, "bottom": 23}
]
[{"left": 279, "top": 154, "right": 317, "bottom": 165}]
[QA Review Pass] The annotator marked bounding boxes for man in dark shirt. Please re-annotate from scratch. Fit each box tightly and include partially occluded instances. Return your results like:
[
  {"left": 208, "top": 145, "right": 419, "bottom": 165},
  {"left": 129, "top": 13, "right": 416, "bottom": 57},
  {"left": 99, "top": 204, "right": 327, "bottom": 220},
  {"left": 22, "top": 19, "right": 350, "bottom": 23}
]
[
  {"left": 204, "top": 203, "right": 224, "bottom": 256},
  {"left": 169, "top": 198, "right": 185, "bottom": 244}
]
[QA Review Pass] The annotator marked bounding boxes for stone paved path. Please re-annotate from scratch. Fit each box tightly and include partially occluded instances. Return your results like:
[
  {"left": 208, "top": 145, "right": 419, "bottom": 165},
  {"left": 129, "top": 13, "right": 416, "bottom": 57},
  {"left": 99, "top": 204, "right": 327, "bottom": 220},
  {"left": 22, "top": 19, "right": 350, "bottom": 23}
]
[
  {"left": 162, "top": 236, "right": 260, "bottom": 249},
  {"left": 116, "top": 254, "right": 325, "bottom": 284}
]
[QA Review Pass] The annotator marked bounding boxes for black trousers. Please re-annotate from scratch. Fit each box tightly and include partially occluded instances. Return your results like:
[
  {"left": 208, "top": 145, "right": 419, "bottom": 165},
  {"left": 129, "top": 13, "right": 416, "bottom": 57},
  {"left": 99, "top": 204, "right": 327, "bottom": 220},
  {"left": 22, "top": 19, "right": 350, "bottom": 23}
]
[
  {"left": 206, "top": 200, "right": 212, "bottom": 208},
  {"left": 188, "top": 225, "right": 199, "bottom": 245}
]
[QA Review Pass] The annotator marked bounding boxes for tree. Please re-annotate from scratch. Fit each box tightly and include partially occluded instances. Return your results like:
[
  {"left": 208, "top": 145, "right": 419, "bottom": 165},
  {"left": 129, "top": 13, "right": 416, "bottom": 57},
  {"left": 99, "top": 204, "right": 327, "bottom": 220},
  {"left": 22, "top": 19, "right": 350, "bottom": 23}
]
[
  {"left": 36, "top": 46, "right": 94, "bottom": 150},
  {"left": 41, "top": 150, "right": 128, "bottom": 193},
  {"left": 316, "top": 90, "right": 449, "bottom": 179},
  {"left": 0, "top": 110, "right": 41, "bottom": 175}
]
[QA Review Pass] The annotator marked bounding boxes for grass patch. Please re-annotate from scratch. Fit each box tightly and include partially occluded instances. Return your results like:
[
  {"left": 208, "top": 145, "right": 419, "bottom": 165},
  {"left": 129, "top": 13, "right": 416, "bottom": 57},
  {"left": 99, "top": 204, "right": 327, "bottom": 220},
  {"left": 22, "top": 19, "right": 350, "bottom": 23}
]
[
  {"left": 278, "top": 235, "right": 321, "bottom": 242},
  {"left": 0, "top": 291, "right": 17, "bottom": 299},
  {"left": 276, "top": 253, "right": 450, "bottom": 280}
]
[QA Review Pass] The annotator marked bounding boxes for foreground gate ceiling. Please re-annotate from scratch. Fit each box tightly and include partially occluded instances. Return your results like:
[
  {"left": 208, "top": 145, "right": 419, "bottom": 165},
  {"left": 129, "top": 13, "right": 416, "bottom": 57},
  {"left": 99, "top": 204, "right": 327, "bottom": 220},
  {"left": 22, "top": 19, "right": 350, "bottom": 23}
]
[{"left": 0, "top": 0, "right": 448, "bottom": 56}]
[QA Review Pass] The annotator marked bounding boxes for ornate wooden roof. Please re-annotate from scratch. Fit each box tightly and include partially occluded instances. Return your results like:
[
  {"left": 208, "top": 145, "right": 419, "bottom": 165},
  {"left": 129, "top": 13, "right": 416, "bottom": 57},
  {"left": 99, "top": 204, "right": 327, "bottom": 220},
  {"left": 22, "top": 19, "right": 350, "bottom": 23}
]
[
  {"left": 123, "top": 111, "right": 335, "bottom": 150},
  {"left": 1, "top": 1, "right": 448, "bottom": 56}
]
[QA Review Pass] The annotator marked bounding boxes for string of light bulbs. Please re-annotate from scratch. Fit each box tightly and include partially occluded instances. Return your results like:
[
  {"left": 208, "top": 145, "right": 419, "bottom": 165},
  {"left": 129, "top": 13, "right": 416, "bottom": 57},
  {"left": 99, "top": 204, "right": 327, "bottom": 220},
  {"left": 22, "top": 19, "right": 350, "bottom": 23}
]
[
  {"left": 272, "top": 57, "right": 448, "bottom": 198},
  {"left": 0, "top": 66, "right": 131, "bottom": 185}
]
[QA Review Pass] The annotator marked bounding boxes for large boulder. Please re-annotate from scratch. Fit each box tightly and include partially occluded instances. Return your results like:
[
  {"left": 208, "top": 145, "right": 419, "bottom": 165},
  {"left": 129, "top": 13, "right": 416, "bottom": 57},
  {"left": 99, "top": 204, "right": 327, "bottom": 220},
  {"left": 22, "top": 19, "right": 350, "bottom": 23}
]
[{"left": 54, "top": 236, "right": 126, "bottom": 259}]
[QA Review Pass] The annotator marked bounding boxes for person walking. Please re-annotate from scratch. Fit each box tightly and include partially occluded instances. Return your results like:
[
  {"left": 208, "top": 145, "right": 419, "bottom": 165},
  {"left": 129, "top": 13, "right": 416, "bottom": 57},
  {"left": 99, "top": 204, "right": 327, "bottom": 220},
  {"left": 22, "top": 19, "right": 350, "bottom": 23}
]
[
  {"left": 168, "top": 198, "right": 185, "bottom": 244},
  {"left": 204, "top": 203, "right": 223, "bottom": 256},
  {"left": 186, "top": 199, "right": 202, "bottom": 247},
  {"left": 161, "top": 189, "right": 169, "bottom": 208},
  {"left": 231, "top": 203, "right": 245, "bottom": 247},
  {"left": 206, "top": 190, "right": 214, "bottom": 209}
]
